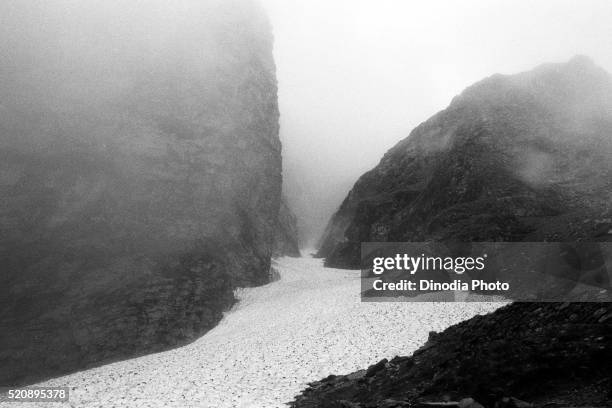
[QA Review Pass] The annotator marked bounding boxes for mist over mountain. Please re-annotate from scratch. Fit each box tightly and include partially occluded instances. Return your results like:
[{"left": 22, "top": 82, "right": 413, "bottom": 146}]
[
  {"left": 263, "top": 0, "right": 612, "bottom": 248},
  {"left": 319, "top": 56, "right": 612, "bottom": 267},
  {"left": 0, "top": 0, "right": 296, "bottom": 385},
  {"left": 274, "top": 197, "right": 301, "bottom": 257},
  {"left": 1, "top": 1, "right": 612, "bottom": 406},
  {"left": 293, "top": 55, "right": 612, "bottom": 408}
]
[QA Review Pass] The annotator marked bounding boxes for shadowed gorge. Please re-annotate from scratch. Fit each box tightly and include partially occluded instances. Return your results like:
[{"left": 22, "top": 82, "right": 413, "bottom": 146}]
[
  {"left": 0, "top": 0, "right": 298, "bottom": 385},
  {"left": 1, "top": 2, "right": 611, "bottom": 406}
]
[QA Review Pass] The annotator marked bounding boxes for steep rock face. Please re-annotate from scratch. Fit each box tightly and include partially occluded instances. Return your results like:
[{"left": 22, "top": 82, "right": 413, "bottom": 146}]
[
  {"left": 274, "top": 197, "right": 301, "bottom": 257},
  {"left": 0, "top": 0, "right": 282, "bottom": 384},
  {"left": 319, "top": 56, "right": 612, "bottom": 268},
  {"left": 303, "top": 56, "right": 612, "bottom": 407}
]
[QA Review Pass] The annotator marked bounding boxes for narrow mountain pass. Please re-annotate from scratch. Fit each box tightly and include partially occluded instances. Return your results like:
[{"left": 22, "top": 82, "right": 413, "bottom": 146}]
[{"left": 28, "top": 257, "right": 501, "bottom": 408}]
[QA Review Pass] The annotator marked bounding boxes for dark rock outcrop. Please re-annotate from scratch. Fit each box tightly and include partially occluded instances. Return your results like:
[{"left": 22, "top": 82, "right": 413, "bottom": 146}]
[
  {"left": 300, "top": 57, "right": 612, "bottom": 407},
  {"left": 274, "top": 197, "right": 301, "bottom": 257},
  {"left": 0, "top": 0, "right": 282, "bottom": 385},
  {"left": 290, "top": 303, "right": 612, "bottom": 408},
  {"left": 318, "top": 56, "right": 612, "bottom": 268}
]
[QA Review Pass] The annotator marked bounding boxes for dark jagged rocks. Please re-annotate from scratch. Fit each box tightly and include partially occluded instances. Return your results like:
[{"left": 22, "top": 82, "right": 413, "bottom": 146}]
[
  {"left": 290, "top": 303, "right": 612, "bottom": 408},
  {"left": 301, "top": 57, "right": 612, "bottom": 407},
  {"left": 318, "top": 56, "right": 612, "bottom": 268},
  {"left": 0, "top": 0, "right": 285, "bottom": 385}
]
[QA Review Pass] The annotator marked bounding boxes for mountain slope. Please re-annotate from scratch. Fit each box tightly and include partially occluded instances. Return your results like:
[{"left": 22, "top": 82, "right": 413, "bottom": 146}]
[
  {"left": 0, "top": 0, "right": 287, "bottom": 385},
  {"left": 318, "top": 56, "right": 612, "bottom": 268},
  {"left": 291, "top": 302, "right": 612, "bottom": 408},
  {"left": 301, "top": 56, "right": 612, "bottom": 407}
]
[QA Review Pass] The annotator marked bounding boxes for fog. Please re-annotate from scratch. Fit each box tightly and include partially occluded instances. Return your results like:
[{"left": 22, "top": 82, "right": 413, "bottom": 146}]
[
  {"left": 3, "top": 0, "right": 611, "bottom": 248},
  {"left": 262, "top": 0, "right": 612, "bottom": 246}
]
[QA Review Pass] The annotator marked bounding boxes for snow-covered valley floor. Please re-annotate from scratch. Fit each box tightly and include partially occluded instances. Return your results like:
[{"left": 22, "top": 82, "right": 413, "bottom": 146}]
[{"left": 13, "top": 256, "right": 502, "bottom": 408}]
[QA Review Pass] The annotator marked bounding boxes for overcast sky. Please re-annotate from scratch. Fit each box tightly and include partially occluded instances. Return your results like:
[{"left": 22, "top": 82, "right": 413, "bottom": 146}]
[{"left": 261, "top": 0, "right": 612, "bottom": 246}]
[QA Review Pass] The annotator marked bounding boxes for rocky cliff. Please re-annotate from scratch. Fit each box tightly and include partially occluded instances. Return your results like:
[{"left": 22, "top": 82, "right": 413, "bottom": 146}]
[
  {"left": 302, "top": 56, "right": 612, "bottom": 407},
  {"left": 318, "top": 56, "right": 612, "bottom": 268},
  {"left": 0, "top": 0, "right": 287, "bottom": 385}
]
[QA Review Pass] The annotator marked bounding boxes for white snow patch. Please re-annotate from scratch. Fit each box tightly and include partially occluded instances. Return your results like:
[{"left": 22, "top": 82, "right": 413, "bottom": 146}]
[{"left": 6, "top": 257, "right": 502, "bottom": 408}]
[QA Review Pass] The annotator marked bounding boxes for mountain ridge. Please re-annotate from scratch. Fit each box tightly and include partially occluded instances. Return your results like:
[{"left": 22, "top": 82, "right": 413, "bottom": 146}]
[{"left": 318, "top": 56, "right": 612, "bottom": 268}]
